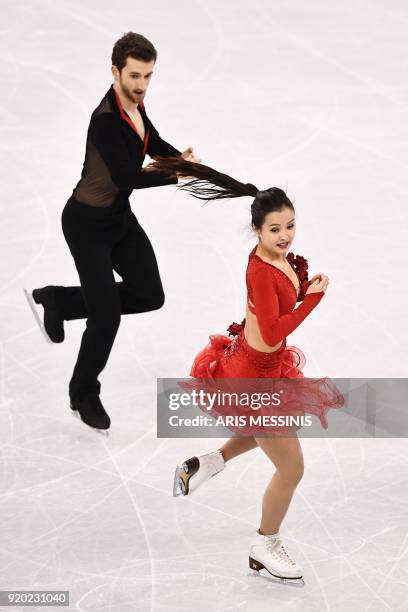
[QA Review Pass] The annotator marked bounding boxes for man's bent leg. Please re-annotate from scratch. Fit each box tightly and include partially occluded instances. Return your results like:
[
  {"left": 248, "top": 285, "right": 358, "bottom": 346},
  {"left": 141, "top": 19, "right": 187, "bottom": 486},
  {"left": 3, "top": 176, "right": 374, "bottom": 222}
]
[
  {"left": 51, "top": 208, "right": 164, "bottom": 325},
  {"left": 112, "top": 213, "right": 165, "bottom": 314}
]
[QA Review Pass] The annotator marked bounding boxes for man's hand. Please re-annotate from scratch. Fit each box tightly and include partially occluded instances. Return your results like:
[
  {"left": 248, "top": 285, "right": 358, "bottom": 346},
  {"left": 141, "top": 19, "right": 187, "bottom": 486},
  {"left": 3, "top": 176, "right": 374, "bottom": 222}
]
[
  {"left": 177, "top": 146, "right": 202, "bottom": 179},
  {"left": 142, "top": 163, "right": 157, "bottom": 172},
  {"left": 181, "top": 146, "right": 201, "bottom": 163},
  {"left": 143, "top": 146, "right": 202, "bottom": 179}
]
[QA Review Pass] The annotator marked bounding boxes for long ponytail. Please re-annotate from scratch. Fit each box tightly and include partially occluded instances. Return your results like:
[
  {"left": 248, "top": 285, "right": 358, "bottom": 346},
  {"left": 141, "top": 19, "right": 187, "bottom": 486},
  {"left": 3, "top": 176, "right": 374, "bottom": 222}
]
[{"left": 147, "top": 155, "right": 259, "bottom": 202}]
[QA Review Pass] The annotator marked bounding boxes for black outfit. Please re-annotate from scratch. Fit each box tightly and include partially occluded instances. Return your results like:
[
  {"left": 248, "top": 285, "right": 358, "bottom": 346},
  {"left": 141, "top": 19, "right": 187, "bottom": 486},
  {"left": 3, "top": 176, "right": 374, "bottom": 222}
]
[{"left": 57, "top": 84, "right": 181, "bottom": 402}]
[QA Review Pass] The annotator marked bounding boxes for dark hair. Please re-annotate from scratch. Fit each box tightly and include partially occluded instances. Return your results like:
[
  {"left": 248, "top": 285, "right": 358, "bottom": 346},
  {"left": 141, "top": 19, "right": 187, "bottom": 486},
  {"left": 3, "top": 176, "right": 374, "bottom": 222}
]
[
  {"left": 251, "top": 187, "right": 294, "bottom": 229},
  {"left": 111, "top": 32, "right": 157, "bottom": 71},
  {"left": 149, "top": 155, "right": 295, "bottom": 229}
]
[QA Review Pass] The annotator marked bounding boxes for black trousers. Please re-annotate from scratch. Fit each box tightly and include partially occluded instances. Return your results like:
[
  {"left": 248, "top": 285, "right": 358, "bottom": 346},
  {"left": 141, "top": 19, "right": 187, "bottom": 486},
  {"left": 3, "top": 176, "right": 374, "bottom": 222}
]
[{"left": 59, "top": 195, "right": 165, "bottom": 402}]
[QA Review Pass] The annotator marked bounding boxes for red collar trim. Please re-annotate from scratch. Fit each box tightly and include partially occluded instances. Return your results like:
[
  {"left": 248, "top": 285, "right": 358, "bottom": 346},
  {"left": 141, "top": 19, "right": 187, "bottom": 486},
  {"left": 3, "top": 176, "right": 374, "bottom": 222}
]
[{"left": 113, "top": 87, "right": 149, "bottom": 155}]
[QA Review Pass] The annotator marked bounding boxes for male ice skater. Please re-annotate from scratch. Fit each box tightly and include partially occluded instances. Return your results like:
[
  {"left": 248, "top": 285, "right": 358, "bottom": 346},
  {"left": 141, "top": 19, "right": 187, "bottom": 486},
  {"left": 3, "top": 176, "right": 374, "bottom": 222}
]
[{"left": 24, "top": 32, "right": 201, "bottom": 432}]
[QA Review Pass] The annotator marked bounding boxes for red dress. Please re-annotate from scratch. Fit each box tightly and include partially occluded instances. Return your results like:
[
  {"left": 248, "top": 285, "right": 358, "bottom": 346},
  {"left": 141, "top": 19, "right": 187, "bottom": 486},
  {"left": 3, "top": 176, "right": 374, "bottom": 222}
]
[{"left": 187, "top": 246, "right": 344, "bottom": 434}]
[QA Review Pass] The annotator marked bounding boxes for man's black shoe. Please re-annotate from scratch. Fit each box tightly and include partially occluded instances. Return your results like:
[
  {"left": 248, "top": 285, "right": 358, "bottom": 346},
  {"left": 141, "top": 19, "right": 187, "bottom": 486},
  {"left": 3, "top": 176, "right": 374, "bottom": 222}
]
[
  {"left": 24, "top": 286, "right": 65, "bottom": 343},
  {"left": 70, "top": 393, "right": 111, "bottom": 433}
]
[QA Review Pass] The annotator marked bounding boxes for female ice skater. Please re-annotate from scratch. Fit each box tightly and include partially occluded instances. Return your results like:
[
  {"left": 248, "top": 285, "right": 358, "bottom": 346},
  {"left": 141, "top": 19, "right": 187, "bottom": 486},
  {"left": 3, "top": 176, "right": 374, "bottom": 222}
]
[{"left": 148, "top": 154, "right": 344, "bottom": 585}]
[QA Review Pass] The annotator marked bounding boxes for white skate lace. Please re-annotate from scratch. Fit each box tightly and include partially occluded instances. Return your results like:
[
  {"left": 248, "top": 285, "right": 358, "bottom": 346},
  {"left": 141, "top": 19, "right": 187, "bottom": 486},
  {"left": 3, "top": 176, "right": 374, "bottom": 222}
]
[{"left": 266, "top": 537, "right": 297, "bottom": 566}]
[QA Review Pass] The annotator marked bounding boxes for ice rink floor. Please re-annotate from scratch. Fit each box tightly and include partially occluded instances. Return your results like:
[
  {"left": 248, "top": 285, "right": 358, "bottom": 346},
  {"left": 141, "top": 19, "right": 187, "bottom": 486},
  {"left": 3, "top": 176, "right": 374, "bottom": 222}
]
[{"left": 1, "top": 0, "right": 408, "bottom": 610}]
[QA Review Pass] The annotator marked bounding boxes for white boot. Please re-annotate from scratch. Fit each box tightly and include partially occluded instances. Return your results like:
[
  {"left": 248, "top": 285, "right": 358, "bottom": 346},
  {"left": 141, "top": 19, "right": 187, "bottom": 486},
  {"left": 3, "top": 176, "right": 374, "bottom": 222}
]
[
  {"left": 173, "top": 450, "right": 225, "bottom": 497},
  {"left": 249, "top": 529, "right": 304, "bottom": 584}
]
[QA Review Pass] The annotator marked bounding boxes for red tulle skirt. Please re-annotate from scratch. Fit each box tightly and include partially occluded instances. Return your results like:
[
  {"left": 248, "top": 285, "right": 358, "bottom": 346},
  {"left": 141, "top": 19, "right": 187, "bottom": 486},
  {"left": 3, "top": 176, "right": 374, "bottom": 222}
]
[{"left": 184, "top": 323, "right": 344, "bottom": 435}]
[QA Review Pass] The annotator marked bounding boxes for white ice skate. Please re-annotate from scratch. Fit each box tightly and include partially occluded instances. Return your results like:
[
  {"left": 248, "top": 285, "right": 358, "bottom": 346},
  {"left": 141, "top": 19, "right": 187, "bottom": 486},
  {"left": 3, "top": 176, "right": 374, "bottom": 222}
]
[
  {"left": 173, "top": 450, "right": 225, "bottom": 497},
  {"left": 249, "top": 529, "right": 304, "bottom": 586}
]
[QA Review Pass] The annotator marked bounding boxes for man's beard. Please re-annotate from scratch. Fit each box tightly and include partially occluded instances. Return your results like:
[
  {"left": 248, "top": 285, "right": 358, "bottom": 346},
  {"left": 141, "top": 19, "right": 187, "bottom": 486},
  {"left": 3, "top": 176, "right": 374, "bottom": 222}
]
[{"left": 119, "top": 79, "right": 138, "bottom": 103}]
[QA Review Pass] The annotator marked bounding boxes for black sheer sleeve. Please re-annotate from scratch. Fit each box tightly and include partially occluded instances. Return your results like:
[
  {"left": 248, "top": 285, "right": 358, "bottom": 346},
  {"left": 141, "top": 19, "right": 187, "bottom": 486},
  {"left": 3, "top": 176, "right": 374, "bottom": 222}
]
[
  {"left": 89, "top": 113, "right": 178, "bottom": 190},
  {"left": 146, "top": 119, "right": 182, "bottom": 158}
]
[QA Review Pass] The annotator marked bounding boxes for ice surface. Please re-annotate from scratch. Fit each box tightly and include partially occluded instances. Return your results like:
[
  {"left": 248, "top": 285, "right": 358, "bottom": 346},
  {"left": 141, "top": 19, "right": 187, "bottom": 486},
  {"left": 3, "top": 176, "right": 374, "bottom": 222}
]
[{"left": 1, "top": 0, "right": 407, "bottom": 609}]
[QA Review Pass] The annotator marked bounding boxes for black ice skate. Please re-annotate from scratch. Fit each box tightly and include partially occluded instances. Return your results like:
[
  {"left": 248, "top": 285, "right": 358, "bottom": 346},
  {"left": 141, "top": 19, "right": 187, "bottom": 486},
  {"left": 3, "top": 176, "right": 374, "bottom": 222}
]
[
  {"left": 24, "top": 286, "right": 65, "bottom": 343},
  {"left": 173, "top": 450, "right": 225, "bottom": 496},
  {"left": 70, "top": 393, "right": 111, "bottom": 436}
]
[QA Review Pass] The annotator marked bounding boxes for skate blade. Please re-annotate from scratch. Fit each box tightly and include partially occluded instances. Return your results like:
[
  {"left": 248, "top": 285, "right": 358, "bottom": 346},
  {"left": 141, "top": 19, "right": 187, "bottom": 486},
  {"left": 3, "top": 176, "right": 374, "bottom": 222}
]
[
  {"left": 173, "top": 466, "right": 187, "bottom": 497},
  {"left": 70, "top": 407, "right": 110, "bottom": 437},
  {"left": 251, "top": 567, "right": 304, "bottom": 588},
  {"left": 24, "top": 288, "right": 53, "bottom": 344}
]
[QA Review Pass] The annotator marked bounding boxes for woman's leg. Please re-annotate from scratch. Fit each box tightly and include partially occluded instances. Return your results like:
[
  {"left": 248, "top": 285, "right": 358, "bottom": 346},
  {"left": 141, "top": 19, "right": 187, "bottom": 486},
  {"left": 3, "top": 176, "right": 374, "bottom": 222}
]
[
  {"left": 219, "top": 436, "right": 258, "bottom": 461},
  {"left": 254, "top": 434, "right": 304, "bottom": 535}
]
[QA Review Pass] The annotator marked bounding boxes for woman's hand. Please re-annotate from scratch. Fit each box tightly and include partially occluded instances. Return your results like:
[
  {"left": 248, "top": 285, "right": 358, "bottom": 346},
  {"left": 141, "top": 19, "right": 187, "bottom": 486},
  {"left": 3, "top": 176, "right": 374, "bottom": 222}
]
[{"left": 305, "top": 273, "right": 330, "bottom": 295}]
